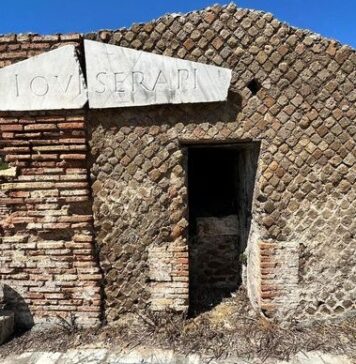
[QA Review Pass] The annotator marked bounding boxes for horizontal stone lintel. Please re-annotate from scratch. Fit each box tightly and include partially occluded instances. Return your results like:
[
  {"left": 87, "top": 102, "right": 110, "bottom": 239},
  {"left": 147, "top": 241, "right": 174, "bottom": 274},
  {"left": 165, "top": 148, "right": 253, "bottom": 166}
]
[{"left": 0, "top": 41, "right": 231, "bottom": 111}]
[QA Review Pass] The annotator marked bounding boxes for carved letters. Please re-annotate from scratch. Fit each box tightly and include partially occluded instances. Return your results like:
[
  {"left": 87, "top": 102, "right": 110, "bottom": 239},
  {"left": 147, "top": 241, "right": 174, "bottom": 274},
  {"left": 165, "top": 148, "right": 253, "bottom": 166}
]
[
  {"left": 14, "top": 74, "right": 82, "bottom": 97},
  {"left": 84, "top": 40, "right": 232, "bottom": 109},
  {"left": 93, "top": 69, "right": 198, "bottom": 95},
  {"left": 0, "top": 45, "right": 87, "bottom": 111},
  {"left": 0, "top": 40, "right": 232, "bottom": 111}
]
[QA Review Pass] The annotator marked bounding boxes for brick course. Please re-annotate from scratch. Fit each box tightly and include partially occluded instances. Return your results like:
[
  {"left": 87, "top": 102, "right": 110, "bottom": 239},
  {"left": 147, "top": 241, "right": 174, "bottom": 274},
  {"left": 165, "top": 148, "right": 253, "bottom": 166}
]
[
  {"left": 0, "top": 3, "right": 355, "bottom": 326},
  {"left": 0, "top": 113, "right": 101, "bottom": 328}
]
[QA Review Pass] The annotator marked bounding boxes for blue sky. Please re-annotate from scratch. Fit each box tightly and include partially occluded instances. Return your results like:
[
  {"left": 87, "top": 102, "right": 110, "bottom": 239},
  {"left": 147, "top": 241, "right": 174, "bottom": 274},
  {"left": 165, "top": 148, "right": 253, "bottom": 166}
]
[{"left": 1, "top": 0, "right": 355, "bottom": 48}]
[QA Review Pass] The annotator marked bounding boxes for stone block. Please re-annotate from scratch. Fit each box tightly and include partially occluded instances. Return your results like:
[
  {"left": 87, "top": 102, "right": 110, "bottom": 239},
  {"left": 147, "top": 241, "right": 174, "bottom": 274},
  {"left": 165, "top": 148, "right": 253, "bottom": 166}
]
[
  {"left": 0, "top": 45, "right": 87, "bottom": 111},
  {"left": 84, "top": 40, "right": 232, "bottom": 108},
  {"left": 0, "top": 167, "right": 17, "bottom": 178}
]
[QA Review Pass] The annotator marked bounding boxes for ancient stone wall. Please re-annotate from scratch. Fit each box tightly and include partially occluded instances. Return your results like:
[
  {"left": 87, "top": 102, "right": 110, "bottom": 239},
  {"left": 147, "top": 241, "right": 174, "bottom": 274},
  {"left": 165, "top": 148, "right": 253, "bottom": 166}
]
[
  {"left": 88, "top": 109, "right": 190, "bottom": 321},
  {"left": 0, "top": 35, "right": 101, "bottom": 328},
  {"left": 190, "top": 215, "right": 241, "bottom": 313},
  {"left": 0, "top": 112, "right": 101, "bottom": 328},
  {"left": 87, "top": 4, "right": 355, "bottom": 322},
  {"left": 0, "top": 3, "right": 355, "bottom": 326}
]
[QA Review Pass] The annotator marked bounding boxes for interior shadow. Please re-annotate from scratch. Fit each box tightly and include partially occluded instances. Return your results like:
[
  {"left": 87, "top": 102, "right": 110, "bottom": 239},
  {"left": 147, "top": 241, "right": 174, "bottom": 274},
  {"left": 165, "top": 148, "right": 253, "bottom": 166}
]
[
  {"left": 3, "top": 285, "right": 34, "bottom": 332},
  {"left": 186, "top": 142, "right": 260, "bottom": 316}
]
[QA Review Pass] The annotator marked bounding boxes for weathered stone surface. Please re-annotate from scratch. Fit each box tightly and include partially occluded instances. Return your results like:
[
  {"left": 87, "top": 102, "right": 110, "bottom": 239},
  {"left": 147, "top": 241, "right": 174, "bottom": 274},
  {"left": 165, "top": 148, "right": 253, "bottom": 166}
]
[
  {"left": 0, "top": 114, "right": 101, "bottom": 328},
  {"left": 84, "top": 40, "right": 232, "bottom": 108},
  {"left": 0, "top": 167, "right": 17, "bottom": 178},
  {"left": 0, "top": 3, "right": 355, "bottom": 327},
  {"left": 1, "top": 348, "right": 200, "bottom": 364},
  {"left": 88, "top": 3, "right": 355, "bottom": 323},
  {"left": 260, "top": 241, "right": 299, "bottom": 318},
  {"left": 0, "top": 349, "right": 354, "bottom": 364},
  {"left": 0, "top": 45, "right": 87, "bottom": 111}
]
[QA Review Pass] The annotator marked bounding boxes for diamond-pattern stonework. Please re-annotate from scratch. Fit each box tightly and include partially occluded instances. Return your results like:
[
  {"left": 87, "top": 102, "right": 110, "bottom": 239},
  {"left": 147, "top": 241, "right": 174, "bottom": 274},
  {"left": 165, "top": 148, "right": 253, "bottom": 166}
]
[
  {"left": 0, "top": 3, "right": 355, "bottom": 325},
  {"left": 87, "top": 4, "right": 355, "bottom": 323}
]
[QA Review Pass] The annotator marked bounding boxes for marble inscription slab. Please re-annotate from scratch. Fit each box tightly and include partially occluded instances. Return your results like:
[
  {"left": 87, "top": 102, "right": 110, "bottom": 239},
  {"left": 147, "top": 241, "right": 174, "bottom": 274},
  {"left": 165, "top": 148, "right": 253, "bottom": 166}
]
[
  {"left": 0, "top": 45, "right": 87, "bottom": 111},
  {"left": 84, "top": 40, "right": 232, "bottom": 109}
]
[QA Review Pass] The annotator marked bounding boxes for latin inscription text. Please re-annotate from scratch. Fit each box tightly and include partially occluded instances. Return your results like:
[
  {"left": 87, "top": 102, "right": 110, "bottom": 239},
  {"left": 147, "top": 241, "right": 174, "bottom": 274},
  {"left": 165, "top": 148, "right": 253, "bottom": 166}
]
[
  {"left": 14, "top": 74, "right": 82, "bottom": 97},
  {"left": 94, "top": 69, "right": 198, "bottom": 95}
]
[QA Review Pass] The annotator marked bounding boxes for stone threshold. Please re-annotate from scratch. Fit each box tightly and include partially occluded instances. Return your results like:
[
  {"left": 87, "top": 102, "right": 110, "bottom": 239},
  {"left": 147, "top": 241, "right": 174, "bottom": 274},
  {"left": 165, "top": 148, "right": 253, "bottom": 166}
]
[{"left": 1, "top": 348, "right": 353, "bottom": 364}]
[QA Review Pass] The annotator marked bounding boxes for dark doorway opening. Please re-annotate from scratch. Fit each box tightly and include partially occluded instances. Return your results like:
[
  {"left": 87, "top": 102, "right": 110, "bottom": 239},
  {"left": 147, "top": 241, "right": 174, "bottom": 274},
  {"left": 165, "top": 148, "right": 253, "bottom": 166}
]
[{"left": 187, "top": 142, "right": 260, "bottom": 316}]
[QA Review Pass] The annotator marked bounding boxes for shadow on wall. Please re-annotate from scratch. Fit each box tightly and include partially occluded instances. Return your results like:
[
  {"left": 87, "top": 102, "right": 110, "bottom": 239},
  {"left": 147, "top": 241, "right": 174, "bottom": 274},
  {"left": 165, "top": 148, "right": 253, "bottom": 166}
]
[
  {"left": 3, "top": 285, "right": 34, "bottom": 331},
  {"left": 87, "top": 90, "right": 242, "bottom": 134}
]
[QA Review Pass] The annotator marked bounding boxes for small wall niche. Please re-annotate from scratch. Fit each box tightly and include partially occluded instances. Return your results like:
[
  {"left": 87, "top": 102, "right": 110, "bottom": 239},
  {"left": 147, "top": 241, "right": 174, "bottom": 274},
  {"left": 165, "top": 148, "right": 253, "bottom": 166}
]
[
  {"left": 247, "top": 79, "right": 262, "bottom": 95},
  {"left": 186, "top": 142, "right": 260, "bottom": 316}
]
